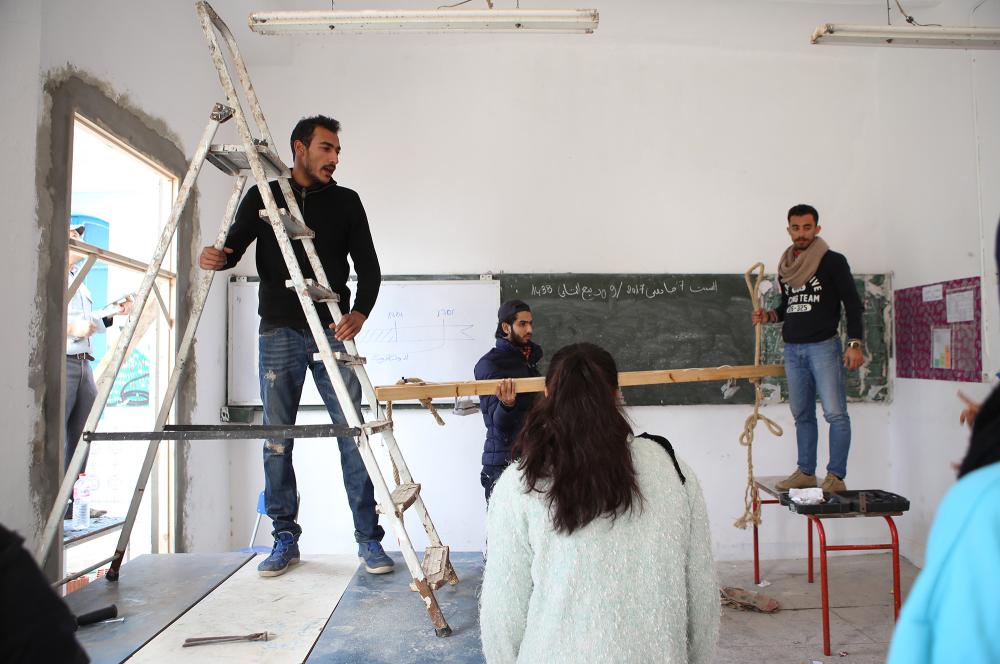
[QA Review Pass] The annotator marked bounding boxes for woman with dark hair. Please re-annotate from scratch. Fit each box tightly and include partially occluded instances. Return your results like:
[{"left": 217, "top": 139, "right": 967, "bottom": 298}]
[{"left": 479, "top": 343, "right": 718, "bottom": 663}]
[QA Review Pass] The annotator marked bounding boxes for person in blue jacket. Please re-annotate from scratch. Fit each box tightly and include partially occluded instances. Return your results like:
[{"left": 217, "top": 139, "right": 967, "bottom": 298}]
[{"left": 474, "top": 300, "right": 542, "bottom": 501}]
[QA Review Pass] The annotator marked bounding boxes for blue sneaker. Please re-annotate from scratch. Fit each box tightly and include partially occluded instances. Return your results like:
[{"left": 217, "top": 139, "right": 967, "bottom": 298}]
[
  {"left": 358, "top": 540, "right": 394, "bottom": 574},
  {"left": 258, "top": 532, "right": 300, "bottom": 577}
]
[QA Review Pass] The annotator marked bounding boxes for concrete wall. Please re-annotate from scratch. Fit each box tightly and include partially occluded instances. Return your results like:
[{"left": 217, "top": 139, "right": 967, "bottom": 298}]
[
  {"left": 0, "top": 0, "right": 45, "bottom": 548},
  {"left": 1, "top": 0, "right": 997, "bottom": 567}
]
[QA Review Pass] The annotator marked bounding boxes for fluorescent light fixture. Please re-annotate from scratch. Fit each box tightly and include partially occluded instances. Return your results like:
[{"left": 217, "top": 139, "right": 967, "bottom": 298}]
[
  {"left": 248, "top": 8, "right": 599, "bottom": 34},
  {"left": 812, "top": 23, "right": 1000, "bottom": 49}
]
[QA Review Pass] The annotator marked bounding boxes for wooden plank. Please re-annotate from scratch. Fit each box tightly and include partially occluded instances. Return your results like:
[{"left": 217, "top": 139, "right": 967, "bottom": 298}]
[
  {"left": 374, "top": 363, "right": 786, "bottom": 401},
  {"left": 64, "top": 552, "right": 254, "bottom": 664},
  {"left": 128, "top": 554, "right": 356, "bottom": 663}
]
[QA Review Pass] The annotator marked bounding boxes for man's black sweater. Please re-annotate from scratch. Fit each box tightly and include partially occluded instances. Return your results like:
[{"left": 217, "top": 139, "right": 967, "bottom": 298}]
[
  {"left": 222, "top": 178, "right": 380, "bottom": 331},
  {"left": 776, "top": 250, "right": 863, "bottom": 344}
]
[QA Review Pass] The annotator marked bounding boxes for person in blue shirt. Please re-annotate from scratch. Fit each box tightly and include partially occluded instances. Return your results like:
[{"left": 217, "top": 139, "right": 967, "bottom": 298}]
[{"left": 473, "top": 300, "right": 542, "bottom": 501}]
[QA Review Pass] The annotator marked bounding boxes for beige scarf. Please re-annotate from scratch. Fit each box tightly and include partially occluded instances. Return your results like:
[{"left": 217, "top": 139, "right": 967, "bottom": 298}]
[{"left": 777, "top": 236, "right": 829, "bottom": 289}]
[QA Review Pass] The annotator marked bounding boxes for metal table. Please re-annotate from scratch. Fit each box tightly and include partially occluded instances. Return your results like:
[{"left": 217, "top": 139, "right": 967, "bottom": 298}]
[{"left": 752, "top": 475, "right": 903, "bottom": 656}]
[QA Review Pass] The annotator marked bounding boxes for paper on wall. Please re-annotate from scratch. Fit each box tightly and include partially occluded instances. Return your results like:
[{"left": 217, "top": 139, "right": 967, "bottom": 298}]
[{"left": 946, "top": 289, "right": 975, "bottom": 323}]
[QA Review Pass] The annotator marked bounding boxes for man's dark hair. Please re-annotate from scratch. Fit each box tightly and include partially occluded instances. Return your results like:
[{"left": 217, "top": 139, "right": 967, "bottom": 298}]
[
  {"left": 495, "top": 299, "right": 531, "bottom": 339},
  {"left": 512, "top": 343, "right": 642, "bottom": 535},
  {"left": 289, "top": 115, "right": 341, "bottom": 156},
  {"left": 787, "top": 203, "right": 819, "bottom": 224}
]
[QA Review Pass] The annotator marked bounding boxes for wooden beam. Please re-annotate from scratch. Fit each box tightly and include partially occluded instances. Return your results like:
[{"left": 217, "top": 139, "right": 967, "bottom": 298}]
[{"left": 374, "top": 363, "right": 785, "bottom": 402}]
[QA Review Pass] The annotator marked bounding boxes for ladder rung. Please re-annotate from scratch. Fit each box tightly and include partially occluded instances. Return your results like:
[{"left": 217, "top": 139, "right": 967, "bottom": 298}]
[
  {"left": 313, "top": 351, "right": 367, "bottom": 366},
  {"left": 259, "top": 208, "right": 315, "bottom": 240},
  {"left": 362, "top": 419, "right": 393, "bottom": 435},
  {"left": 285, "top": 278, "right": 339, "bottom": 303},
  {"left": 377, "top": 482, "right": 421, "bottom": 517},
  {"left": 422, "top": 545, "right": 450, "bottom": 590},
  {"left": 207, "top": 142, "right": 288, "bottom": 177}
]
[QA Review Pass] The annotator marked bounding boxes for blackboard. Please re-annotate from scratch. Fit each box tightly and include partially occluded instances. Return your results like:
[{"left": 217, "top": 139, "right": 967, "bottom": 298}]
[{"left": 500, "top": 273, "right": 891, "bottom": 406}]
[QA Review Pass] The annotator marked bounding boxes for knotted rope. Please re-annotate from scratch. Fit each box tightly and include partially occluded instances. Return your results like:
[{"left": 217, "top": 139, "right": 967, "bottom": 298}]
[
  {"left": 384, "top": 376, "right": 445, "bottom": 485},
  {"left": 734, "top": 262, "right": 784, "bottom": 530}
]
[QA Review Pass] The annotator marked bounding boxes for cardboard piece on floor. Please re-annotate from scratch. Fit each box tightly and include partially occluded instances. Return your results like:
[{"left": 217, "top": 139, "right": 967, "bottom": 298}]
[
  {"left": 129, "top": 554, "right": 356, "bottom": 663},
  {"left": 65, "top": 552, "right": 254, "bottom": 664}
]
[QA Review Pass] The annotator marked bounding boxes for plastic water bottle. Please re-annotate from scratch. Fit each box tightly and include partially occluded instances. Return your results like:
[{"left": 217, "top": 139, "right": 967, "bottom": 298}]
[{"left": 72, "top": 473, "right": 91, "bottom": 529}]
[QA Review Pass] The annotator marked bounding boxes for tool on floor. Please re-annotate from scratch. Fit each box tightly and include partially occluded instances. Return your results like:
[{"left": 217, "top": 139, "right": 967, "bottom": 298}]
[
  {"left": 183, "top": 632, "right": 269, "bottom": 647},
  {"left": 74, "top": 604, "right": 118, "bottom": 629}
]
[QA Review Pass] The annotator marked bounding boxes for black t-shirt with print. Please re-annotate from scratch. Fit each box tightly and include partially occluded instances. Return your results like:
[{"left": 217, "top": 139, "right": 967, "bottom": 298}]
[{"left": 775, "top": 250, "right": 863, "bottom": 344}]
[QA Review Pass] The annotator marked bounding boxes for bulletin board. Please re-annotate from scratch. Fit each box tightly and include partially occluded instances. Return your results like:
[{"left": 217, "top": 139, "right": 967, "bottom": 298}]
[{"left": 894, "top": 277, "right": 982, "bottom": 382}]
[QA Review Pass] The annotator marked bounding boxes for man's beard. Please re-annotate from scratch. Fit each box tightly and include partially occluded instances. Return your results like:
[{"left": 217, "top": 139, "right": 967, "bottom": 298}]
[{"left": 510, "top": 330, "right": 531, "bottom": 347}]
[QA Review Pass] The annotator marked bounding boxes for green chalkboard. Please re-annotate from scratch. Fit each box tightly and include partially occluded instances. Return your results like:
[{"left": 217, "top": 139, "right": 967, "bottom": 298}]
[{"left": 499, "top": 273, "right": 891, "bottom": 406}]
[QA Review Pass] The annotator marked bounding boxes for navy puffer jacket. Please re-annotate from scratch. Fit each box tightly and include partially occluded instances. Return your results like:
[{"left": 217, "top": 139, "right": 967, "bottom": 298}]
[{"left": 474, "top": 338, "right": 543, "bottom": 467}]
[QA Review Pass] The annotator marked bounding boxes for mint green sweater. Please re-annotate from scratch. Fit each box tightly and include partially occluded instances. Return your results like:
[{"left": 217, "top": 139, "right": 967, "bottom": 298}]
[{"left": 480, "top": 436, "right": 719, "bottom": 663}]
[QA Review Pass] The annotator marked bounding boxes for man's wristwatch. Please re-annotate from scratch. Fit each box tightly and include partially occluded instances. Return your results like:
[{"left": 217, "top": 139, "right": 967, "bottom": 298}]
[{"left": 847, "top": 339, "right": 862, "bottom": 350}]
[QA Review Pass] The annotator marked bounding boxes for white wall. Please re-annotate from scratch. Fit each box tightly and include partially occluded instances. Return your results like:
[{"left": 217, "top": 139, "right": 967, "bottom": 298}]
[
  {"left": 2, "top": 0, "right": 997, "bottom": 566},
  {"left": 873, "top": 1, "right": 1000, "bottom": 565},
  {"left": 226, "top": 0, "right": 894, "bottom": 561}
]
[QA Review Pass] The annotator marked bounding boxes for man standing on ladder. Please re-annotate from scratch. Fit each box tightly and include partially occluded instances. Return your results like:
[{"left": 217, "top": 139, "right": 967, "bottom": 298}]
[
  {"left": 474, "top": 300, "right": 543, "bottom": 501},
  {"left": 199, "top": 115, "right": 394, "bottom": 578},
  {"left": 752, "top": 204, "right": 864, "bottom": 493}
]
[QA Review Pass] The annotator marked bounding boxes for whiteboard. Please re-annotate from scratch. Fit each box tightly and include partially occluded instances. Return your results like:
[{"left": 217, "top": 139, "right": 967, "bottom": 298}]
[{"left": 227, "top": 277, "right": 501, "bottom": 406}]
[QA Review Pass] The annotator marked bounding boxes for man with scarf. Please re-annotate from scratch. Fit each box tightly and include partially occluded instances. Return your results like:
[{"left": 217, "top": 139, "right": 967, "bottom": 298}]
[
  {"left": 752, "top": 204, "right": 864, "bottom": 492},
  {"left": 474, "top": 300, "right": 543, "bottom": 501}
]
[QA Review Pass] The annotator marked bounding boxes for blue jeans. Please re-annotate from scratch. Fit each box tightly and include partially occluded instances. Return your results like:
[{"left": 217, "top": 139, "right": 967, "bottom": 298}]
[
  {"left": 259, "top": 327, "right": 384, "bottom": 544},
  {"left": 783, "top": 336, "right": 851, "bottom": 479}
]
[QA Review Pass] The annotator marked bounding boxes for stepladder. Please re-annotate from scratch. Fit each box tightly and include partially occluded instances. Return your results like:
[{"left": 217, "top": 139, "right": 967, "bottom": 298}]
[{"left": 37, "top": 0, "right": 459, "bottom": 637}]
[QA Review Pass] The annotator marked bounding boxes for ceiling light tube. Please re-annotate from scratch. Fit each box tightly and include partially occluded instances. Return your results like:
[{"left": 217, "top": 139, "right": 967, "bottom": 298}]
[
  {"left": 812, "top": 23, "right": 1000, "bottom": 49},
  {"left": 248, "top": 8, "right": 599, "bottom": 35}
]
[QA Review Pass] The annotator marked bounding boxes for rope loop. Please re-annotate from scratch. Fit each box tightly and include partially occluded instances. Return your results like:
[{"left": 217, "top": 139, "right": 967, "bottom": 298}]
[{"left": 734, "top": 262, "right": 784, "bottom": 530}]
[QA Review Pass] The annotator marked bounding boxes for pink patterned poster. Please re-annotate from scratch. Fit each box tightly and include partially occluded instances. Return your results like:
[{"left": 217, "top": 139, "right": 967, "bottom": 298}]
[{"left": 895, "top": 277, "right": 982, "bottom": 382}]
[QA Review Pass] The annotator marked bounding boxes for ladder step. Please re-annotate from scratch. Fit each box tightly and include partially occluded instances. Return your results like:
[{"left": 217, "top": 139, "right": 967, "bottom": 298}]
[
  {"left": 207, "top": 142, "right": 287, "bottom": 177},
  {"left": 362, "top": 419, "right": 393, "bottom": 435},
  {"left": 259, "top": 208, "right": 315, "bottom": 240},
  {"left": 285, "top": 278, "right": 339, "bottom": 303},
  {"left": 313, "top": 351, "right": 367, "bottom": 366},
  {"left": 422, "top": 546, "right": 451, "bottom": 590},
  {"left": 377, "top": 482, "right": 421, "bottom": 517}
]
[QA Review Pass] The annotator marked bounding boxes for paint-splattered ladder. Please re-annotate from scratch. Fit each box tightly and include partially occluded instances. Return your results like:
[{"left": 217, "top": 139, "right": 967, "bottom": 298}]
[{"left": 195, "top": 0, "right": 460, "bottom": 635}]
